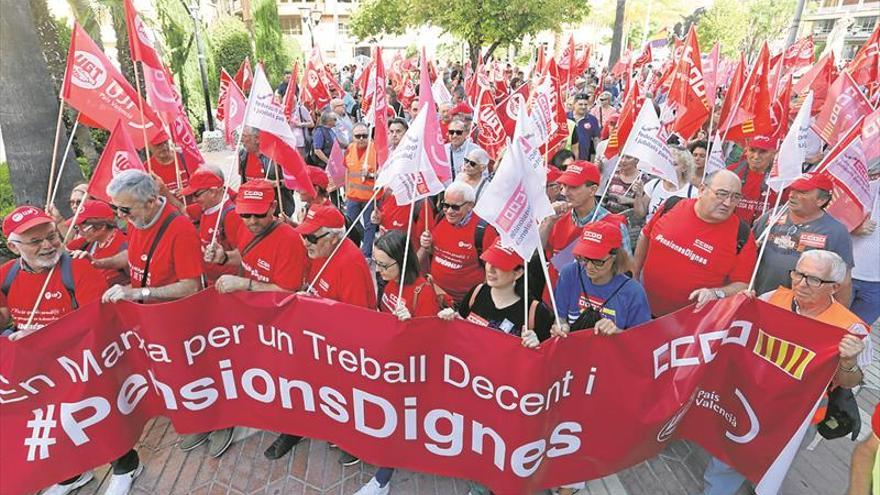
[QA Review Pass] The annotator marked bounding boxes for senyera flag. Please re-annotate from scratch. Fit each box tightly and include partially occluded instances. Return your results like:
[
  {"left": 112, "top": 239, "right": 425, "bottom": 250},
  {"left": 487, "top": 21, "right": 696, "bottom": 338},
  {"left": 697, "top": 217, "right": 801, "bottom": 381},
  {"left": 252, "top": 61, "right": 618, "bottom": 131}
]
[
  {"left": 243, "top": 65, "right": 316, "bottom": 198},
  {"left": 63, "top": 23, "right": 166, "bottom": 148},
  {"left": 812, "top": 71, "right": 873, "bottom": 146},
  {"left": 87, "top": 120, "right": 146, "bottom": 203}
]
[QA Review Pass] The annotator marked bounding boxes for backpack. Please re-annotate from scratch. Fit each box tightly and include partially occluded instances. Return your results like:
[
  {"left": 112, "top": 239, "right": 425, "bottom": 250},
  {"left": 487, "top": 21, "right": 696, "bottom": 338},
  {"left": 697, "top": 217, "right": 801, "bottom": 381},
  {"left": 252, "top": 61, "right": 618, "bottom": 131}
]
[
  {"left": 2, "top": 252, "right": 78, "bottom": 309},
  {"left": 656, "top": 196, "right": 750, "bottom": 254}
]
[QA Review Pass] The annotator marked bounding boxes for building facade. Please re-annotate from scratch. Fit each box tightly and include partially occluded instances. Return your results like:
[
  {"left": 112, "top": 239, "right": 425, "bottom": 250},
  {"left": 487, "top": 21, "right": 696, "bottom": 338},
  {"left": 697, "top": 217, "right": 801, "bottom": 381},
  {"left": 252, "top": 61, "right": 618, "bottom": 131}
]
[{"left": 801, "top": 0, "right": 879, "bottom": 61}]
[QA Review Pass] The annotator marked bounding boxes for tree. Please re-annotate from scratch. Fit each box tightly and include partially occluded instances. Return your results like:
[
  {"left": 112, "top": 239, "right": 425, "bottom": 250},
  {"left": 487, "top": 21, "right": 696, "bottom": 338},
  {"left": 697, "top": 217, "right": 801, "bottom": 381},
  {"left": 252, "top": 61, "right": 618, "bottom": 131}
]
[
  {"left": 696, "top": 0, "right": 796, "bottom": 58},
  {"left": 1, "top": 0, "right": 81, "bottom": 208},
  {"left": 95, "top": 0, "right": 136, "bottom": 85},
  {"left": 208, "top": 16, "right": 253, "bottom": 78},
  {"left": 350, "top": 0, "right": 591, "bottom": 67},
  {"left": 609, "top": 0, "right": 626, "bottom": 66},
  {"left": 252, "top": 0, "right": 289, "bottom": 86}
]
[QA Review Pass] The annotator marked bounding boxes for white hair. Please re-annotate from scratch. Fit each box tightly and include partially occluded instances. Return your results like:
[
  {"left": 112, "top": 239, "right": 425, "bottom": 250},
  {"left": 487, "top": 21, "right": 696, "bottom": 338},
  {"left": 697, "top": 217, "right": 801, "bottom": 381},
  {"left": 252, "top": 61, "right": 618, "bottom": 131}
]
[
  {"left": 323, "top": 227, "right": 346, "bottom": 240},
  {"left": 107, "top": 169, "right": 158, "bottom": 202},
  {"left": 466, "top": 147, "right": 490, "bottom": 166},
  {"left": 445, "top": 181, "right": 476, "bottom": 203},
  {"left": 799, "top": 250, "right": 847, "bottom": 283},
  {"left": 671, "top": 148, "right": 695, "bottom": 178}
]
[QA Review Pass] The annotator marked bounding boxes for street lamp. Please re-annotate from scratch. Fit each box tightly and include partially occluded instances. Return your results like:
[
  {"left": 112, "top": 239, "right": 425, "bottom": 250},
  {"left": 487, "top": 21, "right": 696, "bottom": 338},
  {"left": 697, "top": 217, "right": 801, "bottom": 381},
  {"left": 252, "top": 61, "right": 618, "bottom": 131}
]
[
  {"left": 181, "top": 0, "right": 215, "bottom": 131},
  {"left": 299, "top": 6, "right": 322, "bottom": 50}
]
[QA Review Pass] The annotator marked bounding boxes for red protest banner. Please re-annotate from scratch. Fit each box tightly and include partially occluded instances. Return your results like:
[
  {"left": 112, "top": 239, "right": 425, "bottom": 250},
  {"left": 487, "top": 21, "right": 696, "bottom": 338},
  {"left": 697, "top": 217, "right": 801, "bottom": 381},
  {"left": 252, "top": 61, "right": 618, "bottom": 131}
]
[{"left": 0, "top": 293, "right": 841, "bottom": 495}]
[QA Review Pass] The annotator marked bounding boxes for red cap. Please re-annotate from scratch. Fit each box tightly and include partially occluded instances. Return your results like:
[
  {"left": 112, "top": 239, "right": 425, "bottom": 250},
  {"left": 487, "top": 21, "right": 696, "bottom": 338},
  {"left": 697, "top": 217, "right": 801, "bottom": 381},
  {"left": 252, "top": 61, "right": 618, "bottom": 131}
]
[
  {"left": 789, "top": 173, "right": 834, "bottom": 192},
  {"left": 3, "top": 206, "right": 54, "bottom": 238},
  {"left": 235, "top": 180, "right": 275, "bottom": 215},
  {"left": 572, "top": 221, "right": 622, "bottom": 259},
  {"left": 306, "top": 166, "right": 329, "bottom": 191},
  {"left": 480, "top": 239, "right": 524, "bottom": 271},
  {"left": 296, "top": 205, "right": 345, "bottom": 234},
  {"left": 180, "top": 170, "right": 223, "bottom": 196},
  {"left": 546, "top": 167, "right": 563, "bottom": 184},
  {"left": 748, "top": 135, "right": 778, "bottom": 151},
  {"left": 450, "top": 102, "right": 473, "bottom": 116},
  {"left": 558, "top": 161, "right": 601, "bottom": 187},
  {"left": 75, "top": 200, "right": 115, "bottom": 225}
]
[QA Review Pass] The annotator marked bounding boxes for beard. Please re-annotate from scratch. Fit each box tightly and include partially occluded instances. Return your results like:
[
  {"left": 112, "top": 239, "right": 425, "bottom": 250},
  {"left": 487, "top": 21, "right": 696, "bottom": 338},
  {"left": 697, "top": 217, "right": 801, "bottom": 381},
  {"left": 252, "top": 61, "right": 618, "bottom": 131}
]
[{"left": 25, "top": 249, "right": 62, "bottom": 271}]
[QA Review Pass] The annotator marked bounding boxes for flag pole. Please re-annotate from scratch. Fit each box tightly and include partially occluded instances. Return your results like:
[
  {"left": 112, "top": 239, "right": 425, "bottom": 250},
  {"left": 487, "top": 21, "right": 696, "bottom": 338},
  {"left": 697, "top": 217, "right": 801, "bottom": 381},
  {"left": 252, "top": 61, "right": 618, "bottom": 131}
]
[
  {"left": 747, "top": 190, "right": 785, "bottom": 293},
  {"left": 307, "top": 188, "right": 381, "bottom": 293},
  {"left": 523, "top": 255, "right": 529, "bottom": 330},
  {"left": 158, "top": 117, "right": 185, "bottom": 198},
  {"left": 396, "top": 201, "right": 416, "bottom": 313},
  {"left": 536, "top": 236, "right": 561, "bottom": 325},
  {"left": 48, "top": 117, "right": 80, "bottom": 208},
  {"left": 592, "top": 158, "right": 622, "bottom": 222},
  {"left": 132, "top": 61, "right": 153, "bottom": 171},
  {"left": 702, "top": 103, "right": 718, "bottom": 185},
  {"left": 46, "top": 85, "right": 67, "bottom": 208},
  {"left": 209, "top": 126, "right": 247, "bottom": 247}
]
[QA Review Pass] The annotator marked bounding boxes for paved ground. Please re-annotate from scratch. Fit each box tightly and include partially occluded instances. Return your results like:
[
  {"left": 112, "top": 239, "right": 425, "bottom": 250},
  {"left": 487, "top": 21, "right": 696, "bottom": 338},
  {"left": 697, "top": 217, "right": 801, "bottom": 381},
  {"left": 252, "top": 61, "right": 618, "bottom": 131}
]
[{"left": 54, "top": 331, "right": 878, "bottom": 495}]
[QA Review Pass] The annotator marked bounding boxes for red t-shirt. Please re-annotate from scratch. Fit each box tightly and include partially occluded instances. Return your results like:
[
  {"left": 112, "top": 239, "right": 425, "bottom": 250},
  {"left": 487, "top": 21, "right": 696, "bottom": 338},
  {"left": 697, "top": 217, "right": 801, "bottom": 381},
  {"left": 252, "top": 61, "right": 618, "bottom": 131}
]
[
  {"left": 127, "top": 202, "right": 204, "bottom": 288},
  {"left": 641, "top": 198, "right": 757, "bottom": 316},
  {"left": 378, "top": 196, "right": 435, "bottom": 247},
  {"left": 244, "top": 154, "right": 265, "bottom": 182},
  {"left": 429, "top": 214, "right": 498, "bottom": 304},
  {"left": 148, "top": 156, "right": 190, "bottom": 193},
  {"left": 308, "top": 238, "right": 376, "bottom": 309},
  {"left": 872, "top": 403, "right": 879, "bottom": 437},
  {"left": 235, "top": 222, "right": 309, "bottom": 291},
  {"left": 728, "top": 162, "right": 784, "bottom": 226},
  {"left": 380, "top": 277, "right": 440, "bottom": 317},
  {"left": 0, "top": 257, "right": 107, "bottom": 331},
  {"left": 67, "top": 230, "right": 130, "bottom": 286},
  {"left": 198, "top": 201, "right": 244, "bottom": 282}
]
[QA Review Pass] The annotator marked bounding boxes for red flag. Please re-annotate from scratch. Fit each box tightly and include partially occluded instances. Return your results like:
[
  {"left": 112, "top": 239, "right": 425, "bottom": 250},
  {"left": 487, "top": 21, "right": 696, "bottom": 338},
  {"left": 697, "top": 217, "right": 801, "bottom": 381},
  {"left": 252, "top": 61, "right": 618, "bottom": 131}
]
[
  {"left": 792, "top": 53, "right": 837, "bottom": 116},
  {"left": 301, "top": 49, "right": 331, "bottom": 111},
  {"left": 633, "top": 42, "right": 653, "bottom": 69},
  {"left": 703, "top": 43, "right": 720, "bottom": 108},
  {"left": 574, "top": 44, "right": 591, "bottom": 76},
  {"left": 168, "top": 102, "right": 204, "bottom": 175},
  {"left": 371, "top": 47, "right": 390, "bottom": 167},
  {"left": 234, "top": 57, "right": 252, "bottom": 94},
  {"left": 604, "top": 82, "right": 644, "bottom": 159},
  {"left": 667, "top": 26, "right": 710, "bottom": 139},
  {"left": 474, "top": 84, "right": 507, "bottom": 161},
  {"left": 320, "top": 62, "right": 344, "bottom": 98},
  {"left": 123, "top": 0, "right": 163, "bottom": 70},
  {"left": 767, "top": 53, "right": 784, "bottom": 97},
  {"left": 782, "top": 36, "right": 815, "bottom": 75},
  {"left": 611, "top": 50, "right": 631, "bottom": 78},
  {"left": 861, "top": 107, "right": 880, "bottom": 164},
  {"left": 535, "top": 46, "right": 547, "bottom": 78},
  {"left": 539, "top": 59, "right": 570, "bottom": 156},
  {"left": 496, "top": 83, "right": 529, "bottom": 138},
  {"left": 717, "top": 53, "right": 745, "bottom": 130},
  {"left": 720, "top": 44, "right": 773, "bottom": 141},
  {"left": 355, "top": 59, "right": 373, "bottom": 97},
  {"left": 222, "top": 77, "right": 246, "bottom": 146},
  {"left": 216, "top": 69, "right": 233, "bottom": 121},
  {"left": 847, "top": 22, "right": 879, "bottom": 88},
  {"left": 388, "top": 51, "right": 405, "bottom": 89},
  {"left": 62, "top": 24, "right": 165, "bottom": 148},
  {"left": 812, "top": 71, "right": 874, "bottom": 146},
  {"left": 769, "top": 77, "right": 793, "bottom": 143},
  {"left": 417, "top": 47, "right": 451, "bottom": 184},
  {"left": 397, "top": 72, "right": 417, "bottom": 110},
  {"left": 282, "top": 61, "right": 300, "bottom": 120},
  {"left": 88, "top": 120, "right": 146, "bottom": 203}
]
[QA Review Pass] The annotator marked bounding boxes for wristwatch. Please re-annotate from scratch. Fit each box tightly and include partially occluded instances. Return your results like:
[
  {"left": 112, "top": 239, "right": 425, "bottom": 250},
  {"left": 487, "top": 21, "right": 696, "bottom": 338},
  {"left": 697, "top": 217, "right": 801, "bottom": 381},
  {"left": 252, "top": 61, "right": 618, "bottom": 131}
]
[
  {"left": 140, "top": 288, "right": 151, "bottom": 302},
  {"left": 713, "top": 289, "right": 725, "bottom": 299}
]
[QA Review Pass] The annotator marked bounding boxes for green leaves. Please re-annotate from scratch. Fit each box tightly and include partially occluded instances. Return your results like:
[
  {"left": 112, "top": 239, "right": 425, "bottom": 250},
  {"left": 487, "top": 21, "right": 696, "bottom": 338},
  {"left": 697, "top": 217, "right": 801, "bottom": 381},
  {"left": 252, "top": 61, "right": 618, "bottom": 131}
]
[{"left": 253, "top": 0, "right": 290, "bottom": 86}]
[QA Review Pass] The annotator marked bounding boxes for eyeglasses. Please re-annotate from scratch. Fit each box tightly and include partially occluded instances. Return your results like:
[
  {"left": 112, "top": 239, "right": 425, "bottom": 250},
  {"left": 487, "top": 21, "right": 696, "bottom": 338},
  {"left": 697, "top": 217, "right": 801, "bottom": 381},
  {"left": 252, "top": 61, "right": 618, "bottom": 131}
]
[
  {"left": 110, "top": 204, "right": 133, "bottom": 216},
  {"left": 304, "top": 231, "right": 331, "bottom": 244},
  {"left": 577, "top": 255, "right": 613, "bottom": 267},
  {"left": 373, "top": 259, "right": 397, "bottom": 270},
  {"left": 463, "top": 158, "right": 481, "bottom": 167},
  {"left": 354, "top": 134, "right": 369, "bottom": 139},
  {"left": 448, "top": 129, "right": 465, "bottom": 136},
  {"left": 440, "top": 202, "right": 469, "bottom": 212},
  {"left": 707, "top": 187, "right": 744, "bottom": 203},
  {"left": 239, "top": 212, "right": 269, "bottom": 219},
  {"left": 12, "top": 231, "right": 60, "bottom": 248},
  {"left": 790, "top": 270, "right": 834, "bottom": 288}
]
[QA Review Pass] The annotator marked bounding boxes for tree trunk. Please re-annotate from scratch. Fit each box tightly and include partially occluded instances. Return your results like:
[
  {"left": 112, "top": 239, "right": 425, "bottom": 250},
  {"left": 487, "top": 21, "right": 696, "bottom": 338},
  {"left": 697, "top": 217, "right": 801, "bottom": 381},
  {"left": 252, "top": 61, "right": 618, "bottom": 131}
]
[
  {"left": 67, "top": 0, "right": 104, "bottom": 49},
  {"left": 0, "top": 0, "right": 81, "bottom": 208},
  {"left": 609, "top": 0, "right": 627, "bottom": 68},
  {"left": 468, "top": 41, "right": 481, "bottom": 70}
]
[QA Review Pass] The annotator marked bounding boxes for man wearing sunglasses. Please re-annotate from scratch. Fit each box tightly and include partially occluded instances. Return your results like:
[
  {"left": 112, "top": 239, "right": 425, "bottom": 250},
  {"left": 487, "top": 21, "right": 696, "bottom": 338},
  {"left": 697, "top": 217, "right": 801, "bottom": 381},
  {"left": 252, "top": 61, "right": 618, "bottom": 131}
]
[
  {"left": 445, "top": 114, "right": 482, "bottom": 179},
  {"left": 634, "top": 170, "right": 757, "bottom": 317},
  {"left": 701, "top": 249, "right": 867, "bottom": 495},
  {"left": 343, "top": 122, "right": 379, "bottom": 257},
  {"left": 67, "top": 200, "right": 130, "bottom": 287}
]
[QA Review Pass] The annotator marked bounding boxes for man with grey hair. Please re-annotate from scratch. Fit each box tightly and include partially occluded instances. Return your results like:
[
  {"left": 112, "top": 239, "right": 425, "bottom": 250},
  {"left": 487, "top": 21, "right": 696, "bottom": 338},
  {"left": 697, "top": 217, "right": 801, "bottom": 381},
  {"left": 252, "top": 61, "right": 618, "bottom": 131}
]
[
  {"left": 418, "top": 181, "right": 498, "bottom": 305},
  {"left": 701, "top": 248, "right": 868, "bottom": 495},
  {"left": 752, "top": 173, "right": 854, "bottom": 303},
  {"left": 238, "top": 127, "right": 296, "bottom": 216},
  {"left": 456, "top": 147, "right": 491, "bottom": 201},
  {"left": 445, "top": 114, "right": 483, "bottom": 180},
  {"left": 330, "top": 98, "right": 353, "bottom": 149}
]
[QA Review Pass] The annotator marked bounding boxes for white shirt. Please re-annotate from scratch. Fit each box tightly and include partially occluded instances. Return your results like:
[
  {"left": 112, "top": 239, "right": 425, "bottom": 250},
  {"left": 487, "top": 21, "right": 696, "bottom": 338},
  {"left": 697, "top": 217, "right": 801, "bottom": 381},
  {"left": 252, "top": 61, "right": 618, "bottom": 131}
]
[{"left": 643, "top": 178, "right": 698, "bottom": 221}]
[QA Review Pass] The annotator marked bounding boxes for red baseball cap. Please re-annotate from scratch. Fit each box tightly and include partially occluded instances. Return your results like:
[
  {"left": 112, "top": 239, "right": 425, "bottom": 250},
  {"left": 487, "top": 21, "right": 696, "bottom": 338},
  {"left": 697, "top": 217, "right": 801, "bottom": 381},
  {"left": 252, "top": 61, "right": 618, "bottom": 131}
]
[
  {"left": 180, "top": 169, "right": 223, "bottom": 196},
  {"left": 572, "top": 221, "right": 622, "bottom": 259},
  {"left": 75, "top": 200, "right": 115, "bottom": 225},
  {"left": 235, "top": 180, "right": 275, "bottom": 215},
  {"left": 546, "top": 167, "right": 563, "bottom": 184},
  {"left": 306, "top": 166, "right": 329, "bottom": 191},
  {"left": 480, "top": 239, "right": 524, "bottom": 271},
  {"left": 296, "top": 205, "right": 345, "bottom": 235},
  {"left": 3, "top": 206, "right": 54, "bottom": 238},
  {"left": 748, "top": 135, "right": 778, "bottom": 151},
  {"left": 789, "top": 173, "right": 834, "bottom": 192},
  {"left": 450, "top": 102, "right": 473, "bottom": 116},
  {"left": 557, "top": 161, "right": 601, "bottom": 187}
]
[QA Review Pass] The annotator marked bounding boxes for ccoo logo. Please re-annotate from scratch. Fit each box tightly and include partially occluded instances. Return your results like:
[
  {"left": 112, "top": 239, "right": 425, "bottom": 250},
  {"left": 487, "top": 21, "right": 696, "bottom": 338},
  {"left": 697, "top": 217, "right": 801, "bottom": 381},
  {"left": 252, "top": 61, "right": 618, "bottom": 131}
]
[{"left": 71, "top": 51, "right": 107, "bottom": 90}]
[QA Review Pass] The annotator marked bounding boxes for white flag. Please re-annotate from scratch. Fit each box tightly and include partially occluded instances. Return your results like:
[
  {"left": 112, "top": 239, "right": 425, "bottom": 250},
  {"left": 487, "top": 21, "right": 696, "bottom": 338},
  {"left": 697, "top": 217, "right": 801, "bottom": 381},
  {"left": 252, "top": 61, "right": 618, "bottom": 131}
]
[
  {"left": 620, "top": 99, "right": 680, "bottom": 188},
  {"left": 474, "top": 103, "right": 555, "bottom": 260},
  {"left": 706, "top": 132, "right": 726, "bottom": 175},
  {"left": 768, "top": 91, "right": 813, "bottom": 192},
  {"left": 431, "top": 78, "right": 453, "bottom": 105},
  {"left": 376, "top": 104, "right": 445, "bottom": 205},
  {"left": 244, "top": 65, "right": 297, "bottom": 149}
]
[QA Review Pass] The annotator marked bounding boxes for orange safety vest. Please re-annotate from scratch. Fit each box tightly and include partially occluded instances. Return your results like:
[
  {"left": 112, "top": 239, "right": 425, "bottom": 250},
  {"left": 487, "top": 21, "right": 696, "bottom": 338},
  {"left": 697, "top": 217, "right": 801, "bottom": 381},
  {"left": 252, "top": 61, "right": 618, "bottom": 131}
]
[
  {"left": 767, "top": 286, "right": 869, "bottom": 424},
  {"left": 344, "top": 145, "right": 377, "bottom": 201}
]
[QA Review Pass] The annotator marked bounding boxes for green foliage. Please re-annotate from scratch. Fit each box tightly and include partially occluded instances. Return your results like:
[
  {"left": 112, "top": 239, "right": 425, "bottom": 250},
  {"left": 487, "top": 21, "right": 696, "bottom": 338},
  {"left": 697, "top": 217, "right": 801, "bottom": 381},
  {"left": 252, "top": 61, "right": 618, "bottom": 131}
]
[
  {"left": 696, "top": 0, "right": 796, "bottom": 58},
  {"left": 253, "top": 0, "right": 290, "bottom": 86},
  {"left": 282, "top": 36, "right": 304, "bottom": 69},
  {"left": 350, "top": 0, "right": 590, "bottom": 64},
  {"left": 0, "top": 162, "right": 14, "bottom": 217},
  {"left": 208, "top": 16, "right": 252, "bottom": 82},
  {"left": 95, "top": 0, "right": 136, "bottom": 85},
  {"left": 76, "top": 156, "right": 92, "bottom": 180}
]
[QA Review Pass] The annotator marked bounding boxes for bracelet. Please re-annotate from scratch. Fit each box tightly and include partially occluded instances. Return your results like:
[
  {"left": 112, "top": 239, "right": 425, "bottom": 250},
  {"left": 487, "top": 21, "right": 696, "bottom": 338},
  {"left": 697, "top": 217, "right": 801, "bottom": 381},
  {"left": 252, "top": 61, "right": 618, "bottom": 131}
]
[
  {"left": 220, "top": 251, "right": 229, "bottom": 265},
  {"left": 838, "top": 362, "right": 859, "bottom": 373},
  {"left": 247, "top": 279, "right": 254, "bottom": 292}
]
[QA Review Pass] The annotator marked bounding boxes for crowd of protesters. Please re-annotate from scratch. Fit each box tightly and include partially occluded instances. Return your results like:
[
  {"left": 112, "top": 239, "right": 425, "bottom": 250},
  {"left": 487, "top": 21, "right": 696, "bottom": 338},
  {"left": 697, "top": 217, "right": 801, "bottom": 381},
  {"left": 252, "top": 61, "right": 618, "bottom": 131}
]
[{"left": 2, "top": 54, "right": 878, "bottom": 495}]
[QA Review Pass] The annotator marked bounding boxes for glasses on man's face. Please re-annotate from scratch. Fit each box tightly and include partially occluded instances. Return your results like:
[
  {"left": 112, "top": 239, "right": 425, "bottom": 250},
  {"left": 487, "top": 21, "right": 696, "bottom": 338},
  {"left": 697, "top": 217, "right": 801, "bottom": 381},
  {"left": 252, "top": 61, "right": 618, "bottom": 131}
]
[
  {"left": 448, "top": 129, "right": 465, "bottom": 136},
  {"left": 577, "top": 255, "right": 613, "bottom": 268},
  {"left": 240, "top": 212, "right": 269, "bottom": 220},
  {"left": 440, "top": 202, "right": 468, "bottom": 212},
  {"left": 463, "top": 158, "right": 480, "bottom": 167},
  {"left": 790, "top": 270, "right": 834, "bottom": 288},
  {"left": 707, "top": 187, "right": 743, "bottom": 204},
  {"left": 304, "top": 231, "right": 331, "bottom": 244},
  {"left": 373, "top": 259, "right": 397, "bottom": 271},
  {"left": 354, "top": 134, "right": 369, "bottom": 139},
  {"left": 14, "top": 231, "right": 60, "bottom": 248},
  {"left": 110, "top": 204, "right": 133, "bottom": 216}
]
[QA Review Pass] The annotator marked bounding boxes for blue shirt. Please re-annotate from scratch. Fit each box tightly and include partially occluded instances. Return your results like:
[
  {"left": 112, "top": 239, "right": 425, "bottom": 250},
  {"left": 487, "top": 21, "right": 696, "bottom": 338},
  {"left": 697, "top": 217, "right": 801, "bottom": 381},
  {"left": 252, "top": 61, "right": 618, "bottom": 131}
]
[
  {"left": 571, "top": 114, "right": 601, "bottom": 160},
  {"left": 554, "top": 267, "right": 651, "bottom": 330}
]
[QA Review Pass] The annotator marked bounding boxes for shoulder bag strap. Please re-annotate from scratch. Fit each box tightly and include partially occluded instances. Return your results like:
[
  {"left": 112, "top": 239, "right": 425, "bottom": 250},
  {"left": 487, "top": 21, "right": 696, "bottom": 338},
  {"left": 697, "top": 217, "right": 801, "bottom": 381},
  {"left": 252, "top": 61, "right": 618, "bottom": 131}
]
[
  {"left": 240, "top": 221, "right": 281, "bottom": 257},
  {"left": 141, "top": 212, "right": 180, "bottom": 287}
]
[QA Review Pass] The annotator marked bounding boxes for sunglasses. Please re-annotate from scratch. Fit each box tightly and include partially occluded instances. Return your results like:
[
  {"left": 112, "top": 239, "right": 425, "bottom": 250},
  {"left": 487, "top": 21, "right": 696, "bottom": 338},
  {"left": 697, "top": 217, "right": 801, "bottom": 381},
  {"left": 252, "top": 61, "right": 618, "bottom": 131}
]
[
  {"left": 239, "top": 212, "right": 269, "bottom": 219},
  {"left": 448, "top": 129, "right": 465, "bottom": 136},
  {"left": 463, "top": 158, "right": 481, "bottom": 167},
  {"left": 110, "top": 204, "right": 133, "bottom": 216},
  {"left": 440, "top": 202, "right": 469, "bottom": 212},
  {"left": 304, "top": 231, "right": 331, "bottom": 244},
  {"left": 354, "top": 134, "right": 369, "bottom": 139}
]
